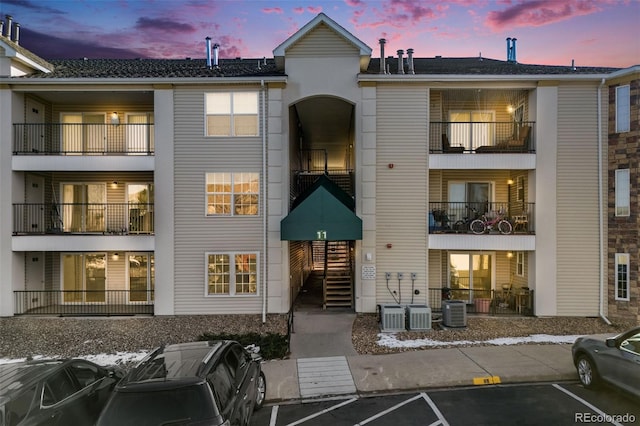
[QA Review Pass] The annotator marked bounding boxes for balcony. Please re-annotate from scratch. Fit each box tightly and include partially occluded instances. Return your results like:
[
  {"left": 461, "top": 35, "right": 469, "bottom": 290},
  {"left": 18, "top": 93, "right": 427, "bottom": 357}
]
[
  {"left": 428, "top": 202, "right": 534, "bottom": 234},
  {"left": 13, "top": 123, "right": 154, "bottom": 155},
  {"left": 13, "top": 203, "right": 154, "bottom": 235},
  {"left": 14, "top": 290, "right": 154, "bottom": 316},
  {"left": 428, "top": 288, "right": 534, "bottom": 316},
  {"left": 429, "top": 121, "right": 536, "bottom": 154}
]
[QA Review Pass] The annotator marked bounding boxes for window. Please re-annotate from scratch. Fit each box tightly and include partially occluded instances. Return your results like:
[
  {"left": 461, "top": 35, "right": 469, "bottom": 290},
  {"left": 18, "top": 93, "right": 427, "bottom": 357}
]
[
  {"left": 615, "top": 253, "right": 629, "bottom": 301},
  {"left": 206, "top": 253, "right": 258, "bottom": 296},
  {"left": 62, "top": 253, "right": 106, "bottom": 303},
  {"left": 126, "top": 113, "right": 154, "bottom": 154},
  {"left": 206, "top": 173, "right": 259, "bottom": 216},
  {"left": 516, "top": 176, "right": 525, "bottom": 202},
  {"left": 615, "top": 169, "right": 630, "bottom": 216},
  {"left": 42, "top": 370, "right": 78, "bottom": 406},
  {"left": 616, "top": 85, "right": 630, "bottom": 133},
  {"left": 205, "top": 92, "right": 258, "bottom": 136},
  {"left": 61, "top": 113, "right": 106, "bottom": 154},
  {"left": 128, "top": 253, "right": 155, "bottom": 302},
  {"left": 516, "top": 252, "right": 525, "bottom": 277},
  {"left": 61, "top": 183, "right": 106, "bottom": 232},
  {"left": 449, "top": 110, "right": 495, "bottom": 150},
  {"left": 128, "top": 183, "right": 154, "bottom": 233}
]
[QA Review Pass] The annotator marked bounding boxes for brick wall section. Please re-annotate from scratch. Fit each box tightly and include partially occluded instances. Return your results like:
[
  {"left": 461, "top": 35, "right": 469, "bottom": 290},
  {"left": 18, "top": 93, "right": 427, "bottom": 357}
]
[{"left": 608, "top": 78, "right": 640, "bottom": 324}]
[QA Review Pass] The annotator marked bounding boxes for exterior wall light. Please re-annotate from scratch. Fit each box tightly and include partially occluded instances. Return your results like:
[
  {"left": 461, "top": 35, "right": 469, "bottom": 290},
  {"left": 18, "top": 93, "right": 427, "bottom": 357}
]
[{"left": 110, "top": 111, "right": 120, "bottom": 126}]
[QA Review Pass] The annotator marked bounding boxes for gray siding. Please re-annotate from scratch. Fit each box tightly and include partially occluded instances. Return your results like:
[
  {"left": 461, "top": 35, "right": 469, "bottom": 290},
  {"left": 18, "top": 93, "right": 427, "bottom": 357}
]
[
  {"left": 287, "top": 23, "right": 359, "bottom": 57},
  {"left": 173, "top": 86, "right": 265, "bottom": 314},
  {"left": 556, "top": 84, "right": 601, "bottom": 315},
  {"left": 375, "top": 84, "right": 429, "bottom": 304}
]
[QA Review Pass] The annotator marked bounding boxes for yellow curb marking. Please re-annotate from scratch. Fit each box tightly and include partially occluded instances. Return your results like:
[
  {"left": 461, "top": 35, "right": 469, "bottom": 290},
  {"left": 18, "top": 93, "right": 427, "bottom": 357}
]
[{"left": 473, "top": 376, "right": 502, "bottom": 385}]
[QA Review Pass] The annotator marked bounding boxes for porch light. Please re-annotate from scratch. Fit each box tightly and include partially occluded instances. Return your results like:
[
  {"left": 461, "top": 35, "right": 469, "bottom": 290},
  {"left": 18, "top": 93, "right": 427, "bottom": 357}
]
[
  {"left": 507, "top": 252, "right": 514, "bottom": 258},
  {"left": 112, "top": 253, "right": 119, "bottom": 261},
  {"left": 111, "top": 181, "right": 118, "bottom": 189},
  {"left": 507, "top": 179, "right": 514, "bottom": 185},
  {"left": 110, "top": 112, "right": 120, "bottom": 126},
  {"left": 506, "top": 105, "right": 514, "bottom": 114}
]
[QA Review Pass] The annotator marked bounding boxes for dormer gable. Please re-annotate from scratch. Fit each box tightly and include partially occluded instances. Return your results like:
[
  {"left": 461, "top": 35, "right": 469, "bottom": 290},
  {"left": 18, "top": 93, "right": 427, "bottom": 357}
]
[
  {"left": 273, "top": 13, "right": 371, "bottom": 72},
  {"left": 0, "top": 34, "right": 53, "bottom": 77}
]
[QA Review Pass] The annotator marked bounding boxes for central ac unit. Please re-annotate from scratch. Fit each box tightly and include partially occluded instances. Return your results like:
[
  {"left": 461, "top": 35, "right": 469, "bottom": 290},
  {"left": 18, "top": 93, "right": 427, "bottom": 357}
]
[
  {"left": 442, "top": 300, "right": 467, "bottom": 327},
  {"left": 380, "top": 304, "right": 405, "bottom": 332},
  {"left": 406, "top": 305, "right": 432, "bottom": 330}
]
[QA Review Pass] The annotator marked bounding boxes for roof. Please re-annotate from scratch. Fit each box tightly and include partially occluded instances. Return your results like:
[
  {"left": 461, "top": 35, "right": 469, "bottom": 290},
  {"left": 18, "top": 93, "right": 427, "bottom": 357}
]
[
  {"left": 14, "top": 58, "right": 283, "bottom": 79},
  {"left": 281, "top": 175, "right": 362, "bottom": 241},
  {"left": 365, "top": 56, "right": 621, "bottom": 75},
  {"left": 0, "top": 34, "right": 54, "bottom": 72}
]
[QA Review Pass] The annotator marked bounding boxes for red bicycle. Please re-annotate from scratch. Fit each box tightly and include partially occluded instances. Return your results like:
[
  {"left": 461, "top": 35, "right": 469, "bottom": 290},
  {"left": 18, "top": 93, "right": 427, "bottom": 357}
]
[{"left": 470, "top": 209, "right": 512, "bottom": 234}]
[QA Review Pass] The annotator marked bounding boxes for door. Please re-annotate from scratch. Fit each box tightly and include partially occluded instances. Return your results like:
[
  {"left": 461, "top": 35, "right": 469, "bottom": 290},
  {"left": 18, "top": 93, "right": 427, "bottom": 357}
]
[
  {"left": 127, "top": 183, "right": 154, "bottom": 234},
  {"left": 61, "top": 113, "right": 105, "bottom": 154},
  {"left": 449, "top": 181, "right": 492, "bottom": 218},
  {"left": 128, "top": 253, "right": 154, "bottom": 302},
  {"left": 62, "top": 253, "right": 106, "bottom": 303},
  {"left": 62, "top": 183, "right": 106, "bottom": 232},
  {"left": 26, "top": 174, "right": 45, "bottom": 233},
  {"left": 126, "top": 113, "right": 154, "bottom": 154},
  {"left": 449, "top": 110, "right": 495, "bottom": 150},
  {"left": 25, "top": 99, "right": 45, "bottom": 152},
  {"left": 449, "top": 253, "right": 493, "bottom": 301}
]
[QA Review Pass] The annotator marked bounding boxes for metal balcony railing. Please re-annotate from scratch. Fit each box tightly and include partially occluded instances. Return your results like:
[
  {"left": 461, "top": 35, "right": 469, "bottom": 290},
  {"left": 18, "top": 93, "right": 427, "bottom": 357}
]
[
  {"left": 14, "top": 290, "right": 154, "bottom": 316},
  {"left": 429, "top": 201, "right": 535, "bottom": 234},
  {"left": 13, "top": 203, "right": 154, "bottom": 235},
  {"left": 429, "top": 288, "right": 534, "bottom": 316},
  {"left": 13, "top": 123, "right": 154, "bottom": 155},
  {"left": 430, "top": 121, "right": 536, "bottom": 153}
]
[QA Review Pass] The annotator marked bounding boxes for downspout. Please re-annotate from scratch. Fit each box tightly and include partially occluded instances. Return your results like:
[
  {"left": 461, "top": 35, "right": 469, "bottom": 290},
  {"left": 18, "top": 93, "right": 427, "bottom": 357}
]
[
  {"left": 261, "top": 79, "right": 267, "bottom": 323},
  {"left": 598, "top": 77, "right": 612, "bottom": 325}
]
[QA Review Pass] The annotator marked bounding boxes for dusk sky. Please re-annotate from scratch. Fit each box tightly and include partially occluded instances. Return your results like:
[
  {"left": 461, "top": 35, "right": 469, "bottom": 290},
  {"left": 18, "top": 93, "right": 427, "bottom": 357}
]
[{"left": 1, "top": 0, "right": 638, "bottom": 68}]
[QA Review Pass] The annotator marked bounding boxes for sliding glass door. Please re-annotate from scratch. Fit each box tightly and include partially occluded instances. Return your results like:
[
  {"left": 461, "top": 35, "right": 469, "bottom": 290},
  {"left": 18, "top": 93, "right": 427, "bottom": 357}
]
[
  {"left": 62, "top": 253, "right": 106, "bottom": 303},
  {"left": 448, "top": 252, "right": 493, "bottom": 301}
]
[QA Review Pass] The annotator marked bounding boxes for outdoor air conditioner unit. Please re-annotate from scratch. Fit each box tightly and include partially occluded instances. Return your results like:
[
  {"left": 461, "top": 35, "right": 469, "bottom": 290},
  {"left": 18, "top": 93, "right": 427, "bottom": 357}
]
[
  {"left": 406, "top": 305, "right": 432, "bottom": 330},
  {"left": 442, "top": 300, "right": 467, "bottom": 327},
  {"left": 380, "top": 304, "right": 405, "bottom": 332}
]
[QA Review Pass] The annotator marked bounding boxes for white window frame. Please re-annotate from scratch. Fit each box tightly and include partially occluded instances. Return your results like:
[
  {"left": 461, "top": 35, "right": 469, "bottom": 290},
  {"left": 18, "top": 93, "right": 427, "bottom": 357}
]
[
  {"left": 205, "top": 252, "right": 259, "bottom": 297},
  {"left": 126, "top": 252, "right": 155, "bottom": 304},
  {"left": 205, "top": 172, "right": 259, "bottom": 216},
  {"left": 516, "top": 251, "right": 525, "bottom": 277},
  {"left": 614, "top": 253, "right": 630, "bottom": 301},
  {"left": 616, "top": 85, "right": 630, "bottom": 133},
  {"left": 615, "top": 169, "right": 630, "bottom": 217},
  {"left": 125, "top": 112, "right": 154, "bottom": 154},
  {"left": 516, "top": 176, "right": 525, "bottom": 202},
  {"left": 205, "top": 91, "right": 259, "bottom": 137}
]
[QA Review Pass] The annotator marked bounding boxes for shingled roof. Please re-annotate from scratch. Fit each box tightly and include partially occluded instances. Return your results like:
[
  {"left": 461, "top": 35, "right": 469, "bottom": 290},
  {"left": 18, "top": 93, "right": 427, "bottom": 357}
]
[
  {"left": 365, "top": 56, "right": 620, "bottom": 75},
  {"left": 15, "top": 57, "right": 283, "bottom": 78}
]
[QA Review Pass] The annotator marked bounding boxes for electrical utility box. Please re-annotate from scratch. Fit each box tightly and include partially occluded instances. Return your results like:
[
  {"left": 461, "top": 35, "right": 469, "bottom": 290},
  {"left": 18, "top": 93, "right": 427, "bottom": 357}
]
[
  {"left": 442, "top": 300, "right": 467, "bottom": 327},
  {"left": 380, "top": 304, "right": 406, "bottom": 332},
  {"left": 406, "top": 305, "right": 432, "bottom": 330}
]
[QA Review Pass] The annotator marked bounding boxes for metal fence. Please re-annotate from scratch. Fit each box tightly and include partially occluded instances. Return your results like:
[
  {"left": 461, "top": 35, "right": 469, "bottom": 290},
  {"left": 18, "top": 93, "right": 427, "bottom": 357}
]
[
  {"left": 428, "top": 287, "right": 534, "bottom": 316},
  {"left": 429, "top": 121, "right": 536, "bottom": 153},
  {"left": 14, "top": 290, "right": 154, "bottom": 316},
  {"left": 429, "top": 201, "right": 534, "bottom": 234}
]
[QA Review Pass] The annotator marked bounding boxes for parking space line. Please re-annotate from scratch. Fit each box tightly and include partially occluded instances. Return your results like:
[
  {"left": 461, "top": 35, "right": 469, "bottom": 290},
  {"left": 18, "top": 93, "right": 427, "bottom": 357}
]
[
  {"left": 354, "top": 394, "right": 423, "bottom": 425},
  {"left": 420, "top": 392, "right": 450, "bottom": 426},
  {"left": 285, "top": 397, "right": 358, "bottom": 426},
  {"left": 269, "top": 405, "right": 279, "bottom": 426},
  {"left": 551, "top": 384, "right": 624, "bottom": 426}
]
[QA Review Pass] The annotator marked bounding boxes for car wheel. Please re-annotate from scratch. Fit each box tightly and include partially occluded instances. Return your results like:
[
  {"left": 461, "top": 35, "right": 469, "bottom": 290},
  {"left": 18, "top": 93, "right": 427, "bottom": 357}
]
[
  {"left": 576, "top": 355, "right": 599, "bottom": 388},
  {"left": 254, "top": 371, "right": 266, "bottom": 411}
]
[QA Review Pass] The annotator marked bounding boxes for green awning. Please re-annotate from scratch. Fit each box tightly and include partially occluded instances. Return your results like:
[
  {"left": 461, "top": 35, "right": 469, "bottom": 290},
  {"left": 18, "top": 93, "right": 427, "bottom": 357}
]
[{"left": 281, "top": 175, "right": 362, "bottom": 241}]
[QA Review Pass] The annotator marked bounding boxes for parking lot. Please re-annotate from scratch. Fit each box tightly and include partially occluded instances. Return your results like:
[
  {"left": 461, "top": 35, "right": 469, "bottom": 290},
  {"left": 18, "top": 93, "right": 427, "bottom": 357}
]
[{"left": 252, "top": 382, "right": 640, "bottom": 425}]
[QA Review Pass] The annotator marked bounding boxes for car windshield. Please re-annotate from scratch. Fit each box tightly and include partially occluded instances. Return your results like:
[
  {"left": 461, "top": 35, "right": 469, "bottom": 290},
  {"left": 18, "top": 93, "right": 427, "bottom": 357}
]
[{"left": 97, "top": 384, "right": 218, "bottom": 426}]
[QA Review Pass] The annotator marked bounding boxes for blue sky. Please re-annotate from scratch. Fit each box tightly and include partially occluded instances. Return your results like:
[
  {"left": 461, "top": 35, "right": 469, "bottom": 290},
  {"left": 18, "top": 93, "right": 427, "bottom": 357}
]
[{"left": 1, "top": 0, "right": 638, "bottom": 67}]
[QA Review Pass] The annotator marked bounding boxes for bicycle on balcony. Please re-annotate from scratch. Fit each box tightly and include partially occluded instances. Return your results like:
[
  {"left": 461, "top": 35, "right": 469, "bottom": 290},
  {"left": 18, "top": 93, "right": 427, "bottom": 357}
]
[
  {"left": 452, "top": 206, "right": 480, "bottom": 233},
  {"left": 470, "top": 209, "right": 513, "bottom": 235}
]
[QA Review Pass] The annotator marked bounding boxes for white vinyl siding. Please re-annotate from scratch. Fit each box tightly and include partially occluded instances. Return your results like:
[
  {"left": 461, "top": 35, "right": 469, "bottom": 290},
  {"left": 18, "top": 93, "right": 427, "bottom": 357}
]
[
  {"left": 556, "top": 85, "right": 603, "bottom": 315},
  {"left": 616, "top": 85, "right": 630, "bottom": 133},
  {"left": 615, "top": 169, "right": 630, "bottom": 216},
  {"left": 174, "top": 87, "right": 264, "bottom": 314},
  {"left": 287, "top": 22, "right": 359, "bottom": 57},
  {"left": 376, "top": 85, "right": 429, "bottom": 304},
  {"left": 615, "top": 253, "right": 630, "bottom": 301}
]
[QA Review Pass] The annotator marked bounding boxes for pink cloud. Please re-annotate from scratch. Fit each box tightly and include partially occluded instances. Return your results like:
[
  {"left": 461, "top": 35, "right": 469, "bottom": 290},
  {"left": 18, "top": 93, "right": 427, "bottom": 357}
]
[
  {"left": 262, "top": 7, "right": 283, "bottom": 14},
  {"left": 307, "top": 6, "right": 323, "bottom": 14},
  {"left": 345, "top": 0, "right": 365, "bottom": 6},
  {"left": 293, "top": 7, "right": 305, "bottom": 14},
  {"left": 485, "top": 0, "right": 606, "bottom": 31}
]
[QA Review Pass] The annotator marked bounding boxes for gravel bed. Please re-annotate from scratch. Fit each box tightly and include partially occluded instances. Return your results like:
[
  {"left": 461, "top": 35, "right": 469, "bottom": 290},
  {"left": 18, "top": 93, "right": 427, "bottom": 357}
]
[{"left": 0, "top": 314, "right": 635, "bottom": 361}]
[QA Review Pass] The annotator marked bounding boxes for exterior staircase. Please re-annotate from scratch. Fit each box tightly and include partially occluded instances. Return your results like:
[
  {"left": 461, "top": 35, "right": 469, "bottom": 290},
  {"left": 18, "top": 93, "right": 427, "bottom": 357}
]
[{"left": 312, "top": 241, "right": 353, "bottom": 309}]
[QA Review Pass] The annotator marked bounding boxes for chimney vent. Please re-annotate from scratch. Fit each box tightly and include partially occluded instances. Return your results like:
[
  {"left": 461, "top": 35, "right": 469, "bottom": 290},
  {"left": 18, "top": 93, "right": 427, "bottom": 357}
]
[
  {"left": 397, "top": 50, "right": 404, "bottom": 74},
  {"left": 379, "top": 38, "right": 386, "bottom": 74},
  {"left": 506, "top": 37, "right": 517, "bottom": 62},
  {"left": 5, "top": 15, "right": 12, "bottom": 40},
  {"left": 406, "top": 48, "right": 415, "bottom": 74},
  {"left": 0, "top": 20, "right": 4, "bottom": 38},
  {"left": 571, "top": 59, "right": 576, "bottom": 71},
  {"left": 213, "top": 43, "right": 220, "bottom": 67},
  {"left": 205, "top": 37, "right": 212, "bottom": 68},
  {"left": 13, "top": 22, "right": 19, "bottom": 44}
]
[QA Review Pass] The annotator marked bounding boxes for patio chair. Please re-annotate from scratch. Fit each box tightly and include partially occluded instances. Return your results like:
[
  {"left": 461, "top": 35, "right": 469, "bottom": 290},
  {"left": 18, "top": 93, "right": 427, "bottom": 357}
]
[{"left": 442, "top": 134, "right": 464, "bottom": 153}]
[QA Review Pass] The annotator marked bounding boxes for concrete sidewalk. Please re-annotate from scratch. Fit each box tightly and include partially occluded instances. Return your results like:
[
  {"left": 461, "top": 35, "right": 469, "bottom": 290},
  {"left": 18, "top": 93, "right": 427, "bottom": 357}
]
[{"left": 260, "top": 310, "right": 606, "bottom": 403}]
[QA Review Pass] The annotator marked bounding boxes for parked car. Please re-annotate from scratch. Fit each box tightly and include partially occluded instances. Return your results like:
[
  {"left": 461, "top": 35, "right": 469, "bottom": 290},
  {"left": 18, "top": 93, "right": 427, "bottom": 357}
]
[
  {"left": 96, "top": 340, "right": 266, "bottom": 426},
  {"left": 0, "top": 358, "right": 123, "bottom": 426},
  {"left": 572, "top": 326, "right": 640, "bottom": 398}
]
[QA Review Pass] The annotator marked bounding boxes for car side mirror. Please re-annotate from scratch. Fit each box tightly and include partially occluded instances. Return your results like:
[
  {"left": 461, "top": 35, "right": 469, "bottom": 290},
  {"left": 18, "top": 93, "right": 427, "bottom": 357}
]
[{"left": 605, "top": 338, "right": 617, "bottom": 348}]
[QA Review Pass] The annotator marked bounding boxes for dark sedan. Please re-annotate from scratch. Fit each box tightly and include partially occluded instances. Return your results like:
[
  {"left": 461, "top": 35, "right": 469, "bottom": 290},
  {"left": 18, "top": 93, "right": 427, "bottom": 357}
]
[
  {"left": 0, "top": 358, "right": 123, "bottom": 426},
  {"left": 572, "top": 326, "right": 640, "bottom": 398}
]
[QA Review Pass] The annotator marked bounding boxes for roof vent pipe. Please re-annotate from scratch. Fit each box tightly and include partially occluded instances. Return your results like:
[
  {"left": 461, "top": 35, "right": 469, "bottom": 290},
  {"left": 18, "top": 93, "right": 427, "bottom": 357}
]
[
  {"left": 379, "top": 38, "right": 386, "bottom": 74},
  {"left": 406, "top": 48, "right": 415, "bottom": 74},
  {"left": 506, "top": 37, "right": 511, "bottom": 61},
  {"left": 5, "top": 15, "right": 12, "bottom": 40},
  {"left": 13, "top": 22, "right": 19, "bottom": 44},
  {"left": 397, "top": 50, "right": 404, "bottom": 74},
  {"left": 571, "top": 59, "right": 576, "bottom": 71},
  {"left": 213, "top": 43, "right": 220, "bottom": 67},
  {"left": 205, "top": 37, "right": 212, "bottom": 68},
  {"left": 511, "top": 38, "right": 517, "bottom": 63},
  {"left": 0, "top": 21, "right": 4, "bottom": 38}
]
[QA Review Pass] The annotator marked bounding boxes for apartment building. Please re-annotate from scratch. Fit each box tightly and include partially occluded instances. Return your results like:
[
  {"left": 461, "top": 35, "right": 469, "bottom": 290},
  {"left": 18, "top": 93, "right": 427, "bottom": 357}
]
[
  {"left": 608, "top": 68, "right": 640, "bottom": 324},
  {"left": 1, "top": 13, "right": 636, "bottom": 322}
]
